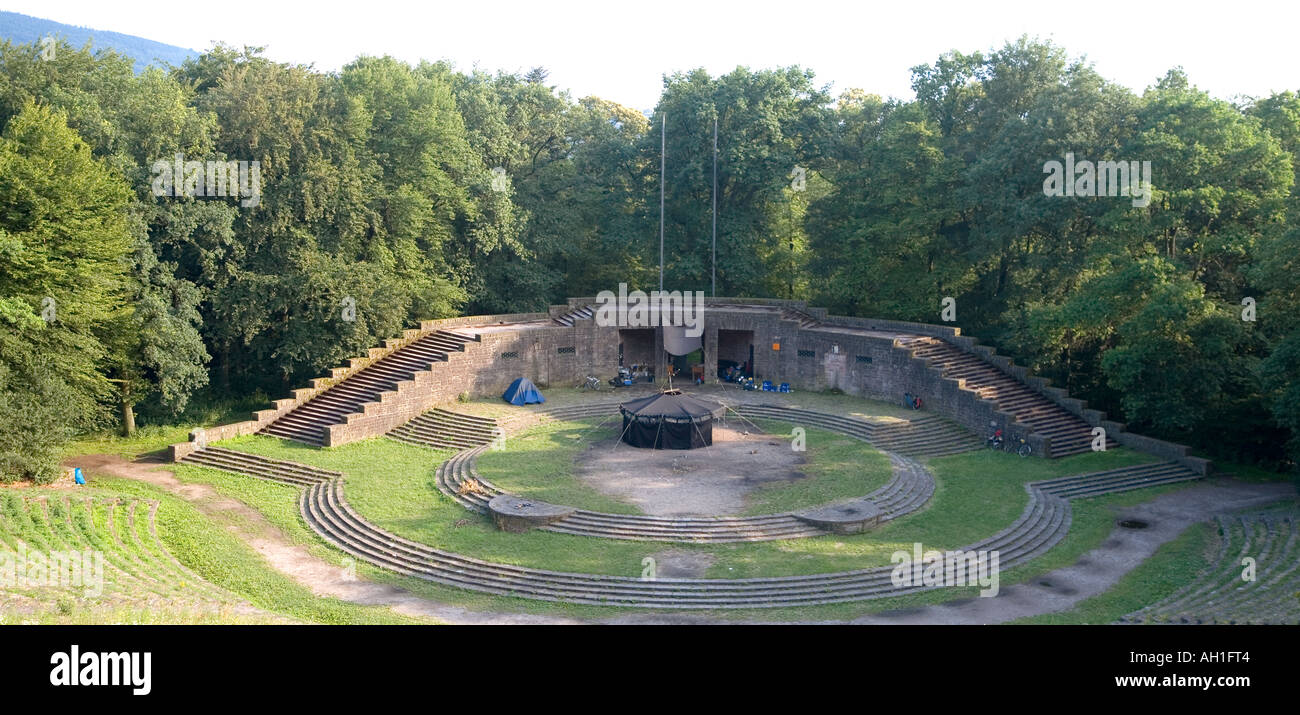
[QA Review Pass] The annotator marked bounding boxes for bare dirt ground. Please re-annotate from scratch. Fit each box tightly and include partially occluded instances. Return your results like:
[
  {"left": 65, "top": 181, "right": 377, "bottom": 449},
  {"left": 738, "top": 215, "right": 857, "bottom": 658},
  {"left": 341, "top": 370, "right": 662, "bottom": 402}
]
[{"left": 573, "top": 424, "right": 805, "bottom": 516}]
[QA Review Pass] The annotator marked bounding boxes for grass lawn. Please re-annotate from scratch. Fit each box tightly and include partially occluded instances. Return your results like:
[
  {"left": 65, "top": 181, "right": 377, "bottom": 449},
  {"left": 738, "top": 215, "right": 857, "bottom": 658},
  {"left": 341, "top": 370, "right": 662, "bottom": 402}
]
[
  {"left": 475, "top": 418, "right": 642, "bottom": 514},
  {"left": 215, "top": 432, "right": 1157, "bottom": 581},
  {"left": 174, "top": 428, "right": 1212, "bottom": 622},
  {"left": 60, "top": 392, "right": 271, "bottom": 462}
]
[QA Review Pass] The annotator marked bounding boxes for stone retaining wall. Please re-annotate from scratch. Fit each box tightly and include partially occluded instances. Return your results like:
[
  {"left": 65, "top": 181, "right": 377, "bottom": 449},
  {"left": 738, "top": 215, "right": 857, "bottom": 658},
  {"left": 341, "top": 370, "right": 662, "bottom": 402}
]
[{"left": 170, "top": 302, "right": 1209, "bottom": 473}]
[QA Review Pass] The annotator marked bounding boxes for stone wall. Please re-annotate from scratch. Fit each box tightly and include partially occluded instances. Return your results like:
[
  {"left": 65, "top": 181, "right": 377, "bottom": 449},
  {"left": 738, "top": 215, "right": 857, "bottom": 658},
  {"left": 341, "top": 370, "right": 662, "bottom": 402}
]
[
  {"left": 619, "top": 328, "right": 656, "bottom": 368},
  {"left": 171, "top": 301, "right": 1209, "bottom": 473},
  {"left": 322, "top": 319, "right": 621, "bottom": 447}
]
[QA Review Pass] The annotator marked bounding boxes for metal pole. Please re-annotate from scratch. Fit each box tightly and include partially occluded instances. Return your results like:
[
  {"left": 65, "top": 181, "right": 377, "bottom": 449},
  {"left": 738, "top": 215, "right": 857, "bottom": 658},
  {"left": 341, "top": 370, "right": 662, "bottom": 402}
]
[
  {"left": 659, "top": 113, "right": 665, "bottom": 292},
  {"left": 712, "top": 116, "right": 717, "bottom": 298}
]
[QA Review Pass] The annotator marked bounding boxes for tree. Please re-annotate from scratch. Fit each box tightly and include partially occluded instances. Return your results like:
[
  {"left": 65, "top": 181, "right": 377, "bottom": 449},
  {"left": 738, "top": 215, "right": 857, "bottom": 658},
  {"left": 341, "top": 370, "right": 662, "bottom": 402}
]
[{"left": 0, "top": 101, "right": 133, "bottom": 478}]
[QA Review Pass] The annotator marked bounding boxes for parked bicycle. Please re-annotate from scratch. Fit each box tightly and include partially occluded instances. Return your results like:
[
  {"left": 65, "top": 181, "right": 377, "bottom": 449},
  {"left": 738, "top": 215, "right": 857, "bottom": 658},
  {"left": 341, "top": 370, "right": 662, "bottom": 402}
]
[
  {"left": 581, "top": 375, "right": 601, "bottom": 390},
  {"left": 1004, "top": 437, "right": 1032, "bottom": 457},
  {"left": 987, "top": 429, "right": 1031, "bottom": 457}
]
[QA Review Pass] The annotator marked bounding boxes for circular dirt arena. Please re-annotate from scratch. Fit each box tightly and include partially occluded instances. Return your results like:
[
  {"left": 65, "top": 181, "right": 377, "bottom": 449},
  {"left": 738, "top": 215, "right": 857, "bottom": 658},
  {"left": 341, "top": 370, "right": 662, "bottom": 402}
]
[{"left": 572, "top": 424, "right": 807, "bottom": 516}]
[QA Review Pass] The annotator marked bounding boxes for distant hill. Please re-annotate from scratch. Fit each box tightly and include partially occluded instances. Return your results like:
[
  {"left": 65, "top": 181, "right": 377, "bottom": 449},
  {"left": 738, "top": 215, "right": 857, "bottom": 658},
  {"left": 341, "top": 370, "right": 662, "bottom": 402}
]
[{"left": 0, "top": 10, "right": 198, "bottom": 72}]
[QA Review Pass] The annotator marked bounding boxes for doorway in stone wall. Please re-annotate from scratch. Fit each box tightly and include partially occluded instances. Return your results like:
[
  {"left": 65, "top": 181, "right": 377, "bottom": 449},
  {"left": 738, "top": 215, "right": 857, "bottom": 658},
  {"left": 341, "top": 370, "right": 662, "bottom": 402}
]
[
  {"left": 717, "top": 329, "right": 754, "bottom": 382},
  {"left": 618, "top": 328, "right": 656, "bottom": 383}
]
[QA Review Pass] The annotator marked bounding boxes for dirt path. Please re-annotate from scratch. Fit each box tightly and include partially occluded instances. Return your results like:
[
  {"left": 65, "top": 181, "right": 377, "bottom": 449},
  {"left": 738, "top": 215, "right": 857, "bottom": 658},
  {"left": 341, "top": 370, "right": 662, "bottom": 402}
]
[{"left": 67, "top": 455, "right": 584, "bottom": 625}]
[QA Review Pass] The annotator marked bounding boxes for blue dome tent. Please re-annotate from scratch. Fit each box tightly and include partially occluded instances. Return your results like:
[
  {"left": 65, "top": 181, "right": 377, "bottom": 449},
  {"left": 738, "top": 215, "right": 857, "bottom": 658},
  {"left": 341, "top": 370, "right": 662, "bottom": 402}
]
[{"left": 502, "top": 377, "right": 546, "bottom": 405}]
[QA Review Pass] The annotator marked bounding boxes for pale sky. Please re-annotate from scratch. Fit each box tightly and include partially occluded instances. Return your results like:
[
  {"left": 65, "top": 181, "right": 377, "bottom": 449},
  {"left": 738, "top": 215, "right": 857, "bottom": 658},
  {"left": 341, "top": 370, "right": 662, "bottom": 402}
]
[{"left": 5, "top": 0, "right": 1297, "bottom": 112}]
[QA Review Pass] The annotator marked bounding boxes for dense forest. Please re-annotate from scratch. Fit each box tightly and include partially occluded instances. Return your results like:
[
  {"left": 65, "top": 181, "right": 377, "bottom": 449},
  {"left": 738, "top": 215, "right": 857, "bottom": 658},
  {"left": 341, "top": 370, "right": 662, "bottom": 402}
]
[{"left": 1, "top": 37, "right": 1297, "bottom": 482}]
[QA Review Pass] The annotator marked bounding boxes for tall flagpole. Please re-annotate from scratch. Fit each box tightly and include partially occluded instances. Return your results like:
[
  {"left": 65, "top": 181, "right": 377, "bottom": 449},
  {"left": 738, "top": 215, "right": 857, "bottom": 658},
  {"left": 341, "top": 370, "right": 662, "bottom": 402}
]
[
  {"left": 659, "top": 113, "right": 665, "bottom": 292},
  {"left": 712, "top": 116, "right": 717, "bottom": 298}
]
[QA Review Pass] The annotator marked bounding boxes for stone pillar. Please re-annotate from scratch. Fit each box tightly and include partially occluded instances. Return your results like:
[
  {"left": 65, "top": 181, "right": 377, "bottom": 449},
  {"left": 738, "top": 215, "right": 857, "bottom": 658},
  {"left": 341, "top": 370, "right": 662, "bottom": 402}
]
[
  {"left": 654, "top": 327, "right": 666, "bottom": 386},
  {"left": 754, "top": 325, "right": 773, "bottom": 383},
  {"left": 704, "top": 325, "right": 719, "bottom": 383}
]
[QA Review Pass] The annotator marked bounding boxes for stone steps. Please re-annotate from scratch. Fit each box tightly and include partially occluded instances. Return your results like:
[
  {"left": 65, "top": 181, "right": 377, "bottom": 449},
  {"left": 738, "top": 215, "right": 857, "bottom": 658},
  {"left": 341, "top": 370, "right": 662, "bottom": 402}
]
[
  {"left": 735, "top": 405, "right": 979, "bottom": 458},
  {"left": 389, "top": 408, "right": 502, "bottom": 450},
  {"left": 259, "top": 331, "right": 475, "bottom": 446},
  {"left": 1122, "top": 510, "right": 1300, "bottom": 624},
  {"left": 298, "top": 474, "right": 1071, "bottom": 608},
  {"left": 898, "top": 336, "right": 1117, "bottom": 458},
  {"left": 553, "top": 305, "right": 595, "bottom": 326},
  {"left": 1035, "top": 462, "right": 1202, "bottom": 498},
  {"left": 180, "top": 447, "right": 340, "bottom": 487}
]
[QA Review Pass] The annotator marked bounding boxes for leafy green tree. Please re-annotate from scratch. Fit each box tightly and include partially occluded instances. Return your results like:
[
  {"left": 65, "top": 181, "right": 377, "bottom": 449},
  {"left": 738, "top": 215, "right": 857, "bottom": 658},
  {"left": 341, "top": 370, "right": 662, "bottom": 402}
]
[{"left": 0, "top": 101, "right": 133, "bottom": 477}]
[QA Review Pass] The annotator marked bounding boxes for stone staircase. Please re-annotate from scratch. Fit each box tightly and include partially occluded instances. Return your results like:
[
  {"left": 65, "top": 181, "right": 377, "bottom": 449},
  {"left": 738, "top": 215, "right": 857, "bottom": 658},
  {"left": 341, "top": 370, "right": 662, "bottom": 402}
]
[
  {"left": 898, "top": 336, "right": 1115, "bottom": 458},
  {"left": 180, "top": 446, "right": 340, "bottom": 487},
  {"left": 1035, "top": 462, "right": 1203, "bottom": 499},
  {"left": 867, "top": 416, "right": 984, "bottom": 457},
  {"left": 389, "top": 408, "right": 501, "bottom": 451},
  {"left": 299, "top": 474, "right": 1070, "bottom": 608},
  {"left": 258, "top": 330, "right": 476, "bottom": 446},
  {"left": 552, "top": 304, "right": 595, "bottom": 326},
  {"left": 736, "top": 404, "right": 981, "bottom": 459},
  {"left": 1121, "top": 509, "right": 1300, "bottom": 625},
  {"left": 781, "top": 307, "right": 822, "bottom": 329}
]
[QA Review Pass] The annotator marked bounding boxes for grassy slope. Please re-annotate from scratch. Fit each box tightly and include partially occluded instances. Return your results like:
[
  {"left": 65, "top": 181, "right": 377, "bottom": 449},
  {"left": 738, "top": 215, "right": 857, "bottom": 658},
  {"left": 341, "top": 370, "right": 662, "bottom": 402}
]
[
  {"left": 60, "top": 393, "right": 270, "bottom": 463},
  {"left": 1, "top": 475, "right": 432, "bottom": 625}
]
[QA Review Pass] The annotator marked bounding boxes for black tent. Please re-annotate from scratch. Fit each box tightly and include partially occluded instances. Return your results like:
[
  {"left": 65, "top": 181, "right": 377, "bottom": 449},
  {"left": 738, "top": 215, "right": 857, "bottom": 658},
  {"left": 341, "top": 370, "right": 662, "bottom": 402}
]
[{"left": 619, "top": 390, "right": 724, "bottom": 450}]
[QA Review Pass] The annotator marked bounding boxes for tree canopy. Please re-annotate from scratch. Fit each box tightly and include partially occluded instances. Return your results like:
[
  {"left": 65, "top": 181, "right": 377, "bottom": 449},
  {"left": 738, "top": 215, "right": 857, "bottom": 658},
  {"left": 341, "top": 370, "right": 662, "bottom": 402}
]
[{"left": 1, "top": 36, "right": 1297, "bottom": 481}]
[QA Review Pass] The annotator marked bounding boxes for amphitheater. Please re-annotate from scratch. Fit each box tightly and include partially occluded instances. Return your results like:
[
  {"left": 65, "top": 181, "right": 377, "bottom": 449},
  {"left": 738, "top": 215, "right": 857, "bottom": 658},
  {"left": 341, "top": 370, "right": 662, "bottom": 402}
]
[{"left": 156, "top": 298, "right": 1299, "bottom": 620}]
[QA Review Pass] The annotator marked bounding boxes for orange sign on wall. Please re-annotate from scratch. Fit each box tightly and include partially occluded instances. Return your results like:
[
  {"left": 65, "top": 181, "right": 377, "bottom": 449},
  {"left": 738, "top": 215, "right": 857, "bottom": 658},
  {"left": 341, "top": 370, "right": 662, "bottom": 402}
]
[{"left": 772, "top": 342, "right": 780, "bottom": 351}]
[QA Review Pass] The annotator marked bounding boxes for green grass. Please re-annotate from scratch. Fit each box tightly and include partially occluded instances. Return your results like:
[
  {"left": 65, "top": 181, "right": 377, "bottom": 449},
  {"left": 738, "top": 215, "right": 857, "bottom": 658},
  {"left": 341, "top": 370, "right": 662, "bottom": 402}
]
[
  {"left": 0, "top": 485, "right": 277, "bottom": 624},
  {"left": 469, "top": 415, "right": 894, "bottom": 516},
  {"left": 61, "top": 392, "right": 270, "bottom": 462},
  {"left": 1211, "top": 459, "right": 1297, "bottom": 483},
  {"left": 61, "top": 424, "right": 198, "bottom": 462},
  {"left": 213, "top": 432, "right": 1157, "bottom": 580},
  {"left": 476, "top": 418, "right": 642, "bottom": 514},
  {"left": 171, "top": 429, "right": 1211, "bottom": 622},
  {"left": 738, "top": 418, "right": 893, "bottom": 515},
  {"left": 107, "top": 476, "right": 434, "bottom": 624},
  {"left": 46, "top": 382, "right": 1230, "bottom": 623},
  {"left": 0, "top": 475, "right": 434, "bottom": 625}
]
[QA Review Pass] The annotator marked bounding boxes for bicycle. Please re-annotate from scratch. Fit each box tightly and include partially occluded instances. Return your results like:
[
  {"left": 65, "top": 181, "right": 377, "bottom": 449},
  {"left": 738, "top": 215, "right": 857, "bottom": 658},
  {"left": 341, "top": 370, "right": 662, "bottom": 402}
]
[
  {"left": 581, "top": 375, "right": 601, "bottom": 390},
  {"left": 1004, "top": 437, "right": 1031, "bottom": 458}
]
